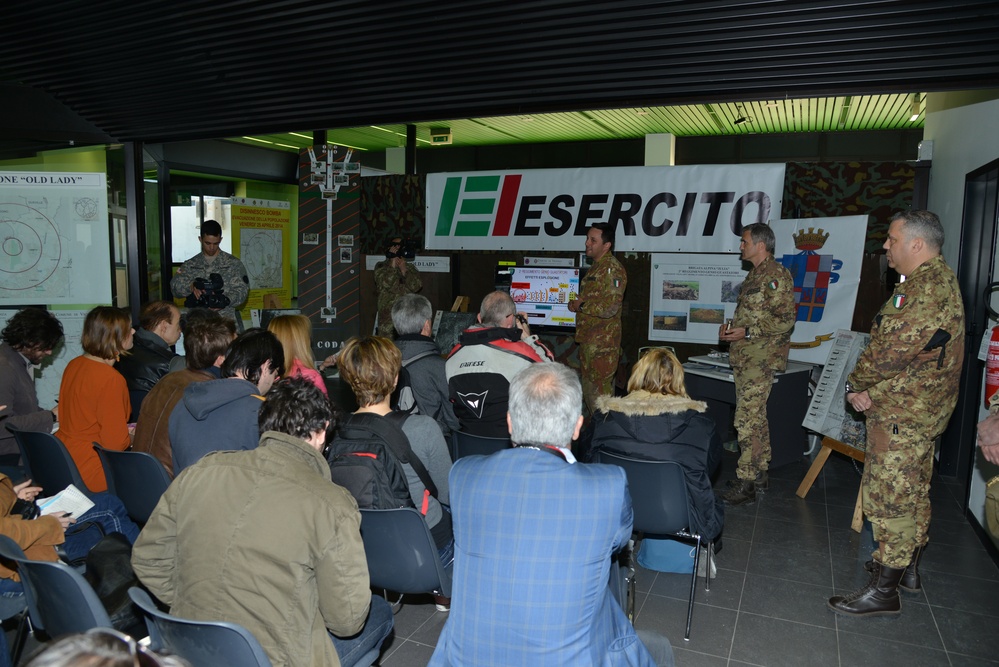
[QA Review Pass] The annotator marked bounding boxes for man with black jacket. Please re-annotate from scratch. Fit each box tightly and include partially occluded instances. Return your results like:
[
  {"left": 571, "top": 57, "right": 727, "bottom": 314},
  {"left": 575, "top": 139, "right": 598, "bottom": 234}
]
[{"left": 115, "top": 300, "right": 181, "bottom": 420}]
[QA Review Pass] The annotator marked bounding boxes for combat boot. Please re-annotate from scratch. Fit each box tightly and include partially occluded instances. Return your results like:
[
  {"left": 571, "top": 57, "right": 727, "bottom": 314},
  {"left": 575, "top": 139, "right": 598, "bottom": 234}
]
[
  {"left": 726, "top": 471, "right": 768, "bottom": 491},
  {"left": 721, "top": 479, "right": 756, "bottom": 506},
  {"left": 864, "top": 545, "right": 923, "bottom": 593},
  {"left": 827, "top": 560, "right": 904, "bottom": 617}
]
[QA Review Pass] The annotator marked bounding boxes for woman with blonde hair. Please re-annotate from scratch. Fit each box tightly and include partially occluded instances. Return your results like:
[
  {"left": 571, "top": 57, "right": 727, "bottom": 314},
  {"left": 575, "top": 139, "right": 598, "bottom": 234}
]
[
  {"left": 589, "top": 347, "right": 723, "bottom": 568},
  {"left": 55, "top": 306, "right": 134, "bottom": 493},
  {"left": 267, "top": 314, "right": 327, "bottom": 395}
]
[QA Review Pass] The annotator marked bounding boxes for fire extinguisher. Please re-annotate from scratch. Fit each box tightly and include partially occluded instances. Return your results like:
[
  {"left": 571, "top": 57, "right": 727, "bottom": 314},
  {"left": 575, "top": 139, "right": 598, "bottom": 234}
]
[{"left": 987, "top": 326, "right": 999, "bottom": 409}]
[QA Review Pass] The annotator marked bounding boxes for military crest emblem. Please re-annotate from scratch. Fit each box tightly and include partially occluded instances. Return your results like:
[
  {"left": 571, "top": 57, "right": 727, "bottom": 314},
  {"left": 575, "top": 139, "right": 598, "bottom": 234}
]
[
  {"left": 778, "top": 227, "right": 842, "bottom": 323},
  {"left": 893, "top": 294, "right": 906, "bottom": 309}
]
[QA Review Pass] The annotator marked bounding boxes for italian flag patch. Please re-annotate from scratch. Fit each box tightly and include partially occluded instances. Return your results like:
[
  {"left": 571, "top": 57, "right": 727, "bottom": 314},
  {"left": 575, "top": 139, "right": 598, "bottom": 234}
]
[
  {"left": 768, "top": 280, "right": 779, "bottom": 290},
  {"left": 893, "top": 294, "right": 906, "bottom": 308}
]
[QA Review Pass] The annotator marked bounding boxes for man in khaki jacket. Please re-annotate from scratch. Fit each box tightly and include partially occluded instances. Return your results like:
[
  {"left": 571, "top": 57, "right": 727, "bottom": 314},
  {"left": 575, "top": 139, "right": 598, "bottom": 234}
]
[{"left": 132, "top": 378, "right": 393, "bottom": 667}]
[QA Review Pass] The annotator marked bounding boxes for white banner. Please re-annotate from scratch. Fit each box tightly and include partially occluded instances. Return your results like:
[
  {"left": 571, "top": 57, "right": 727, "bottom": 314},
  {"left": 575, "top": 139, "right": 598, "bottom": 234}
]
[
  {"left": 426, "top": 164, "right": 786, "bottom": 252},
  {"left": 647, "top": 215, "right": 868, "bottom": 361}
]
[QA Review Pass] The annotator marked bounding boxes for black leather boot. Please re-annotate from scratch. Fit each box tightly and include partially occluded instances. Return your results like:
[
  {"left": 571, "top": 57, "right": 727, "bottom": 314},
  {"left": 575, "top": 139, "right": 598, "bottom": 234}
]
[
  {"left": 721, "top": 479, "right": 756, "bottom": 506},
  {"left": 828, "top": 560, "right": 905, "bottom": 617},
  {"left": 726, "top": 471, "right": 768, "bottom": 491},
  {"left": 864, "top": 545, "right": 923, "bottom": 593}
]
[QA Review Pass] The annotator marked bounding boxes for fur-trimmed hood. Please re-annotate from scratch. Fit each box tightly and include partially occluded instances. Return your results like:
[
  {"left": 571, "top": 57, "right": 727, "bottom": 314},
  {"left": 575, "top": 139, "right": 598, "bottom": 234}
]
[{"left": 595, "top": 390, "right": 707, "bottom": 417}]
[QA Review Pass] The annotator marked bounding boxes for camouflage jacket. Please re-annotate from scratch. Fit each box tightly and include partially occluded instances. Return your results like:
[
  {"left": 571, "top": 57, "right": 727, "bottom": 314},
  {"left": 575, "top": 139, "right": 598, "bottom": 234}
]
[
  {"left": 729, "top": 255, "right": 795, "bottom": 371},
  {"left": 848, "top": 255, "right": 965, "bottom": 434},
  {"left": 170, "top": 250, "right": 249, "bottom": 322},
  {"left": 375, "top": 260, "right": 422, "bottom": 316},
  {"left": 576, "top": 253, "right": 627, "bottom": 346}
]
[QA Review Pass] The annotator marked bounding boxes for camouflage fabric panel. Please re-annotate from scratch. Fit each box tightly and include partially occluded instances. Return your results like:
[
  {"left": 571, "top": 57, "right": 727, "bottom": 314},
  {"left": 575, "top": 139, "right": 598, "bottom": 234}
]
[
  {"left": 850, "top": 256, "right": 964, "bottom": 433},
  {"left": 861, "top": 419, "right": 935, "bottom": 567},
  {"left": 361, "top": 174, "right": 425, "bottom": 254},
  {"left": 782, "top": 162, "right": 915, "bottom": 254},
  {"left": 733, "top": 363, "right": 776, "bottom": 479},
  {"left": 576, "top": 254, "right": 627, "bottom": 345}
]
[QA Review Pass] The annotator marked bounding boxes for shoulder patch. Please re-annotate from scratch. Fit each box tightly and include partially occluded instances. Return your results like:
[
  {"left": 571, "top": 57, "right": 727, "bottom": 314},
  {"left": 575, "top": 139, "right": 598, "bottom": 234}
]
[
  {"left": 768, "top": 280, "right": 779, "bottom": 290},
  {"left": 892, "top": 294, "right": 906, "bottom": 309}
]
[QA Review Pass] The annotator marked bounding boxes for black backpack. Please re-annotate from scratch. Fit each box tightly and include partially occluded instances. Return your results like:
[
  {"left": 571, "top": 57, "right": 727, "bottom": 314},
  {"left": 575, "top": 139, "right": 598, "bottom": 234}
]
[
  {"left": 390, "top": 350, "right": 439, "bottom": 415},
  {"left": 327, "top": 411, "right": 439, "bottom": 512}
]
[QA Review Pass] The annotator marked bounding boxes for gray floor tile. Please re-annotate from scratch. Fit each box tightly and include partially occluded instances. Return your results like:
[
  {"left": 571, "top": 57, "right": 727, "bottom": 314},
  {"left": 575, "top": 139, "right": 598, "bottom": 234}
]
[
  {"left": 746, "top": 541, "right": 832, "bottom": 587},
  {"left": 720, "top": 512, "right": 756, "bottom": 541},
  {"left": 929, "top": 516, "right": 991, "bottom": 549},
  {"left": 753, "top": 516, "right": 830, "bottom": 553},
  {"left": 920, "top": 570, "right": 999, "bottom": 616},
  {"left": 714, "top": 537, "right": 752, "bottom": 572},
  {"left": 635, "top": 594, "right": 738, "bottom": 657},
  {"left": 672, "top": 646, "right": 729, "bottom": 666},
  {"left": 755, "top": 494, "right": 828, "bottom": 527},
  {"left": 729, "top": 613, "right": 837, "bottom": 667},
  {"left": 933, "top": 605, "right": 999, "bottom": 659},
  {"left": 739, "top": 573, "right": 835, "bottom": 628},
  {"left": 379, "top": 639, "right": 438, "bottom": 665},
  {"left": 838, "top": 633, "right": 951, "bottom": 666},
  {"left": 647, "top": 569, "right": 743, "bottom": 611}
]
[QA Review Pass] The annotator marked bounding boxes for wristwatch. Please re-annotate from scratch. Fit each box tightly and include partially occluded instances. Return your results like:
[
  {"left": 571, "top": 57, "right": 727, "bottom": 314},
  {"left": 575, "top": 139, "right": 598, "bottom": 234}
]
[
  {"left": 744, "top": 327, "right": 751, "bottom": 340},
  {"left": 844, "top": 381, "right": 856, "bottom": 394}
]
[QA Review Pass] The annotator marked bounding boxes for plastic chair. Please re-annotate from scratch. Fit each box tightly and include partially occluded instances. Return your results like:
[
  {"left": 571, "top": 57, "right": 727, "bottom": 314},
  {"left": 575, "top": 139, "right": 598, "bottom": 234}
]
[
  {"left": 450, "top": 431, "right": 511, "bottom": 461},
  {"left": 7, "top": 425, "right": 93, "bottom": 497},
  {"left": 359, "top": 507, "right": 452, "bottom": 600},
  {"left": 0, "top": 535, "right": 112, "bottom": 662},
  {"left": 94, "top": 444, "right": 171, "bottom": 524},
  {"left": 592, "top": 450, "right": 711, "bottom": 641},
  {"left": 129, "top": 587, "right": 273, "bottom": 667}
]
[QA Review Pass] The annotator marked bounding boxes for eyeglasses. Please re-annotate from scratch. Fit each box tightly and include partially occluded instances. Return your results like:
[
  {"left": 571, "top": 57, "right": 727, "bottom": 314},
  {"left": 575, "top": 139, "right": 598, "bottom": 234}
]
[{"left": 84, "top": 628, "right": 177, "bottom": 667}]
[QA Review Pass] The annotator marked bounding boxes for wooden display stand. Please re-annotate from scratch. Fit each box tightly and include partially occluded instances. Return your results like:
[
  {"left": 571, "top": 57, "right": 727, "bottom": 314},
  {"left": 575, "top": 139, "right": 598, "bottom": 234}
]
[
  {"left": 451, "top": 296, "right": 470, "bottom": 312},
  {"left": 796, "top": 436, "right": 866, "bottom": 533}
]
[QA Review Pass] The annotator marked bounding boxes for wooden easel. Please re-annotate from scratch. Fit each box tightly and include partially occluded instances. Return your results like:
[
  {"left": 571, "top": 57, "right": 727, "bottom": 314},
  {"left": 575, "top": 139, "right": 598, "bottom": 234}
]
[
  {"left": 796, "top": 436, "right": 866, "bottom": 533},
  {"left": 451, "top": 296, "right": 470, "bottom": 312}
]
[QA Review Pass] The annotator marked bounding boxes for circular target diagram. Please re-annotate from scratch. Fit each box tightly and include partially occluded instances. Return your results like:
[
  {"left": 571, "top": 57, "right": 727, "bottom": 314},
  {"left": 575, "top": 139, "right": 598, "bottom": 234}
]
[{"left": 0, "top": 203, "right": 62, "bottom": 291}]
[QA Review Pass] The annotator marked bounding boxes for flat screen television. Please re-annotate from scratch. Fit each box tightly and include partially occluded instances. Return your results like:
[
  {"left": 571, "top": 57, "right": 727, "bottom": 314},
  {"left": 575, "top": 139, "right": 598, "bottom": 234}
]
[{"left": 496, "top": 265, "right": 580, "bottom": 332}]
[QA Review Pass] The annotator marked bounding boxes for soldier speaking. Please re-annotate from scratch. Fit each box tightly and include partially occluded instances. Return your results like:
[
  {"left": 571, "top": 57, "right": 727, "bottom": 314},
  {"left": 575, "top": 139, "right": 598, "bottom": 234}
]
[
  {"left": 719, "top": 223, "right": 796, "bottom": 507},
  {"left": 828, "top": 210, "right": 964, "bottom": 618},
  {"left": 170, "top": 219, "right": 249, "bottom": 324}
]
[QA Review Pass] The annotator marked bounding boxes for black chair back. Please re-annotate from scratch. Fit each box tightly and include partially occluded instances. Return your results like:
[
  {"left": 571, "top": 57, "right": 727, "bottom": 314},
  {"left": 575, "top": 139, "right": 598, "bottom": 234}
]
[
  {"left": 593, "top": 450, "right": 692, "bottom": 536},
  {"left": 129, "top": 587, "right": 273, "bottom": 667},
  {"left": 359, "top": 507, "right": 452, "bottom": 598},
  {"left": 0, "top": 535, "right": 111, "bottom": 636},
  {"left": 94, "top": 445, "right": 171, "bottom": 523},
  {"left": 7, "top": 425, "right": 91, "bottom": 496},
  {"left": 451, "top": 431, "right": 511, "bottom": 461}
]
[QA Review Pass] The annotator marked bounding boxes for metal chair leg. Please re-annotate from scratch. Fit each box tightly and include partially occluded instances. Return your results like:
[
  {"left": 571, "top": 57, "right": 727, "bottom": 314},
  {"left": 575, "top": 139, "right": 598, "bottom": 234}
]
[{"left": 685, "top": 536, "right": 700, "bottom": 641}]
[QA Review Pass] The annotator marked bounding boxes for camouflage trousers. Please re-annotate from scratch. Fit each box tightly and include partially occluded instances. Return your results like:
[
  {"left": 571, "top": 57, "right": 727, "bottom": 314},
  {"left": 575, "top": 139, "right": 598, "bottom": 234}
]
[
  {"left": 376, "top": 305, "right": 395, "bottom": 338},
  {"left": 861, "top": 418, "right": 934, "bottom": 568},
  {"left": 580, "top": 343, "right": 620, "bottom": 416},
  {"left": 732, "top": 362, "right": 776, "bottom": 481}
]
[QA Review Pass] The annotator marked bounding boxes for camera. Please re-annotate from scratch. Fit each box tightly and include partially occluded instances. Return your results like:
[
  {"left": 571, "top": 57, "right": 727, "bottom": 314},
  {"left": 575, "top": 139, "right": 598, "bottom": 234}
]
[
  {"left": 386, "top": 238, "right": 417, "bottom": 260},
  {"left": 184, "top": 272, "right": 232, "bottom": 310}
]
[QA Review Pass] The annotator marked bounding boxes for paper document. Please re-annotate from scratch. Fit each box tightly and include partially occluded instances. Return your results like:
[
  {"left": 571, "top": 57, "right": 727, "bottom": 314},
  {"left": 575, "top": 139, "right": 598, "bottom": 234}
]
[{"left": 37, "top": 485, "right": 94, "bottom": 517}]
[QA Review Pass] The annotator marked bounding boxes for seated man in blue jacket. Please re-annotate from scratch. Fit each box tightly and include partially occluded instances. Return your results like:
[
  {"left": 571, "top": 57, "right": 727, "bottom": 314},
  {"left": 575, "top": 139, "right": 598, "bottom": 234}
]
[{"left": 430, "top": 363, "right": 674, "bottom": 666}]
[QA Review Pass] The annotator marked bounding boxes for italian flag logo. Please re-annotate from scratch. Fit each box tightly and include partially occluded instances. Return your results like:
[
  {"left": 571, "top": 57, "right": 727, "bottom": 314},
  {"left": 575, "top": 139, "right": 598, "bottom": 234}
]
[
  {"left": 768, "top": 280, "right": 779, "bottom": 290},
  {"left": 893, "top": 294, "right": 906, "bottom": 308}
]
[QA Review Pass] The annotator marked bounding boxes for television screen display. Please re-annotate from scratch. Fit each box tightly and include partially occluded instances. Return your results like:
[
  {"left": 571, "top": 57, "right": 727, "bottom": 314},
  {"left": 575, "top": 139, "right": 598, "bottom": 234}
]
[{"left": 503, "top": 266, "right": 580, "bottom": 331}]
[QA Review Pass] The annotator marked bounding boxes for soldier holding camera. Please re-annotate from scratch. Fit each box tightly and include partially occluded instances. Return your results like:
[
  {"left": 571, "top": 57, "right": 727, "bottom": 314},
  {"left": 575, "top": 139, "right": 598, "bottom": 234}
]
[
  {"left": 374, "top": 236, "right": 422, "bottom": 337},
  {"left": 170, "top": 219, "right": 250, "bottom": 325}
]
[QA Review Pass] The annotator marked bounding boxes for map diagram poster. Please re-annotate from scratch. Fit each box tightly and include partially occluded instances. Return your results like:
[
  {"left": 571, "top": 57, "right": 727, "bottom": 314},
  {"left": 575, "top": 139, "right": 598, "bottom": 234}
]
[
  {"left": 0, "top": 172, "right": 111, "bottom": 305},
  {"left": 231, "top": 198, "right": 291, "bottom": 310},
  {"left": 648, "top": 254, "right": 744, "bottom": 344}
]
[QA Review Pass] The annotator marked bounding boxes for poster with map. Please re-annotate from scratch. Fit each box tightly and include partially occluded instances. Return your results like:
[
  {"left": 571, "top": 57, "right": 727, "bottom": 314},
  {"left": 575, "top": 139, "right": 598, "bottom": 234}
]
[
  {"left": 0, "top": 172, "right": 111, "bottom": 305},
  {"left": 231, "top": 198, "right": 291, "bottom": 309}
]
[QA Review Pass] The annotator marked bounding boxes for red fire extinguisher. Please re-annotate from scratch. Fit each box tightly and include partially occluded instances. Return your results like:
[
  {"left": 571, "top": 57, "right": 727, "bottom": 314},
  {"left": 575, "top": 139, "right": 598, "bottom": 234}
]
[{"left": 986, "top": 326, "right": 999, "bottom": 408}]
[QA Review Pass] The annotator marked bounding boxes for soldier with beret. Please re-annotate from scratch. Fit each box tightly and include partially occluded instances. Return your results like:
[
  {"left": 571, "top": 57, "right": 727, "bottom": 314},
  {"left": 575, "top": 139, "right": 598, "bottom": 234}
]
[
  {"left": 719, "top": 222, "right": 796, "bottom": 506},
  {"left": 568, "top": 222, "right": 627, "bottom": 416},
  {"left": 828, "top": 210, "right": 964, "bottom": 617}
]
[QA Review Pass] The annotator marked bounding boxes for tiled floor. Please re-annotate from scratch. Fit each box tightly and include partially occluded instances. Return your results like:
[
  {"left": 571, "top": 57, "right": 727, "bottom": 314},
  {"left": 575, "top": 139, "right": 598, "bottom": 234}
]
[{"left": 376, "top": 450, "right": 999, "bottom": 666}]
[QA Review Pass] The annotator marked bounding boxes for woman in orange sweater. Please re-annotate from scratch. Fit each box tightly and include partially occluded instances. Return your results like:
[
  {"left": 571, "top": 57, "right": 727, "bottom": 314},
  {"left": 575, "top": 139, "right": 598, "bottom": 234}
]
[{"left": 55, "top": 307, "right": 134, "bottom": 493}]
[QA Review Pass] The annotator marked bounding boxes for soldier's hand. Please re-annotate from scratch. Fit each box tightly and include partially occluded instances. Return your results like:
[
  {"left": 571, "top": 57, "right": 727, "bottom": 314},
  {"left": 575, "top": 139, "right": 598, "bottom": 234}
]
[
  {"left": 191, "top": 283, "right": 204, "bottom": 299},
  {"left": 568, "top": 299, "right": 581, "bottom": 313},
  {"left": 719, "top": 326, "right": 746, "bottom": 342},
  {"left": 977, "top": 412, "right": 999, "bottom": 464},
  {"left": 846, "top": 390, "right": 872, "bottom": 412}
]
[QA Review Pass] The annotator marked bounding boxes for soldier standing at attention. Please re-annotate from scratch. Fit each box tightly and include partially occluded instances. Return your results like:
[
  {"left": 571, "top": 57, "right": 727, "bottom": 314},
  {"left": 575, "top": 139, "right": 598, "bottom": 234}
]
[
  {"left": 568, "top": 222, "right": 627, "bottom": 415},
  {"left": 374, "top": 236, "right": 422, "bottom": 338},
  {"left": 719, "top": 223, "right": 796, "bottom": 506},
  {"left": 828, "top": 210, "right": 964, "bottom": 618},
  {"left": 170, "top": 219, "right": 249, "bottom": 325}
]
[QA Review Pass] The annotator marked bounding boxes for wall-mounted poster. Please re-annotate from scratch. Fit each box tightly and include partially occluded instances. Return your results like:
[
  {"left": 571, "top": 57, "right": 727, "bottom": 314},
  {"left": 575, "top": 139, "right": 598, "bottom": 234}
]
[
  {"left": 647, "top": 255, "right": 742, "bottom": 344},
  {"left": 230, "top": 198, "right": 292, "bottom": 310}
]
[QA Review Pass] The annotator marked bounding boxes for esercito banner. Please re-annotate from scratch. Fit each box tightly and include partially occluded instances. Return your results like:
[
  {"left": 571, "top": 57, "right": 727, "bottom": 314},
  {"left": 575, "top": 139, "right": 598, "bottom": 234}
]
[{"left": 426, "top": 164, "right": 786, "bottom": 253}]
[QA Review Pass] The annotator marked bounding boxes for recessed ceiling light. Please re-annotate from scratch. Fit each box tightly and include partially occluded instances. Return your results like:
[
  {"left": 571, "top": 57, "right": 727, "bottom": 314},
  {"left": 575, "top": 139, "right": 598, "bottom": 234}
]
[{"left": 636, "top": 110, "right": 649, "bottom": 116}]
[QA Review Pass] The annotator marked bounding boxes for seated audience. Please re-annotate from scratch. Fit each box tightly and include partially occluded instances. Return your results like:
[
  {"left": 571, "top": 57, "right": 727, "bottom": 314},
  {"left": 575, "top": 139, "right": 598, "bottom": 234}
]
[
  {"left": 55, "top": 307, "right": 134, "bottom": 493},
  {"left": 267, "top": 314, "right": 327, "bottom": 395},
  {"left": 336, "top": 336, "right": 454, "bottom": 567},
  {"left": 114, "top": 301, "right": 182, "bottom": 420},
  {"left": 429, "top": 363, "right": 674, "bottom": 666},
  {"left": 590, "top": 347, "right": 724, "bottom": 567},
  {"left": 169, "top": 329, "right": 283, "bottom": 475},
  {"left": 132, "top": 317, "right": 236, "bottom": 477},
  {"left": 391, "top": 294, "right": 459, "bottom": 438},
  {"left": 133, "top": 378, "right": 393, "bottom": 667},
  {"left": 445, "top": 291, "right": 552, "bottom": 438},
  {"left": 0, "top": 308, "right": 64, "bottom": 465}
]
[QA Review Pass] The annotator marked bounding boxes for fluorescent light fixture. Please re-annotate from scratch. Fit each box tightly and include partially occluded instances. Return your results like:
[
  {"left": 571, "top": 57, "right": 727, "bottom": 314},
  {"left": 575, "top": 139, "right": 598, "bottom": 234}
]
[
  {"left": 288, "top": 132, "right": 313, "bottom": 139},
  {"left": 242, "top": 136, "right": 273, "bottom": 144},
  {"left": 909, "top": 94, "right": 921, "bottom": 122}
]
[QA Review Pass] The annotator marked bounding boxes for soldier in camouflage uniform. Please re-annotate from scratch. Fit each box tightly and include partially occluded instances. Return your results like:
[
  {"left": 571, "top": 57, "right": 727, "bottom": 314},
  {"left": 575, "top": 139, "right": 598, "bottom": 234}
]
[
  {"left": 374, "top": 237, "right": 422, "bottom": 338},
  {"left": 568, "top": 222, "right": 627, "bottom": 415},
  {"left": 719, "top": 223, "right": 796, "bottom": 506},
  {"left": 829, "top": 210, "right": 964, "bottom": 618},
  {"left": 170, "top": 219, "right": 249, "bottom": 325}
]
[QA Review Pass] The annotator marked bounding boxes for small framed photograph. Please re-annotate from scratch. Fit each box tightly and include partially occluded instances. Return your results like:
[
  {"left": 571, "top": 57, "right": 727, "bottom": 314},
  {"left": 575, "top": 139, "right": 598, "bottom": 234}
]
[{"left": 339, "top": 248, "right": 353, "bottom": 263}]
